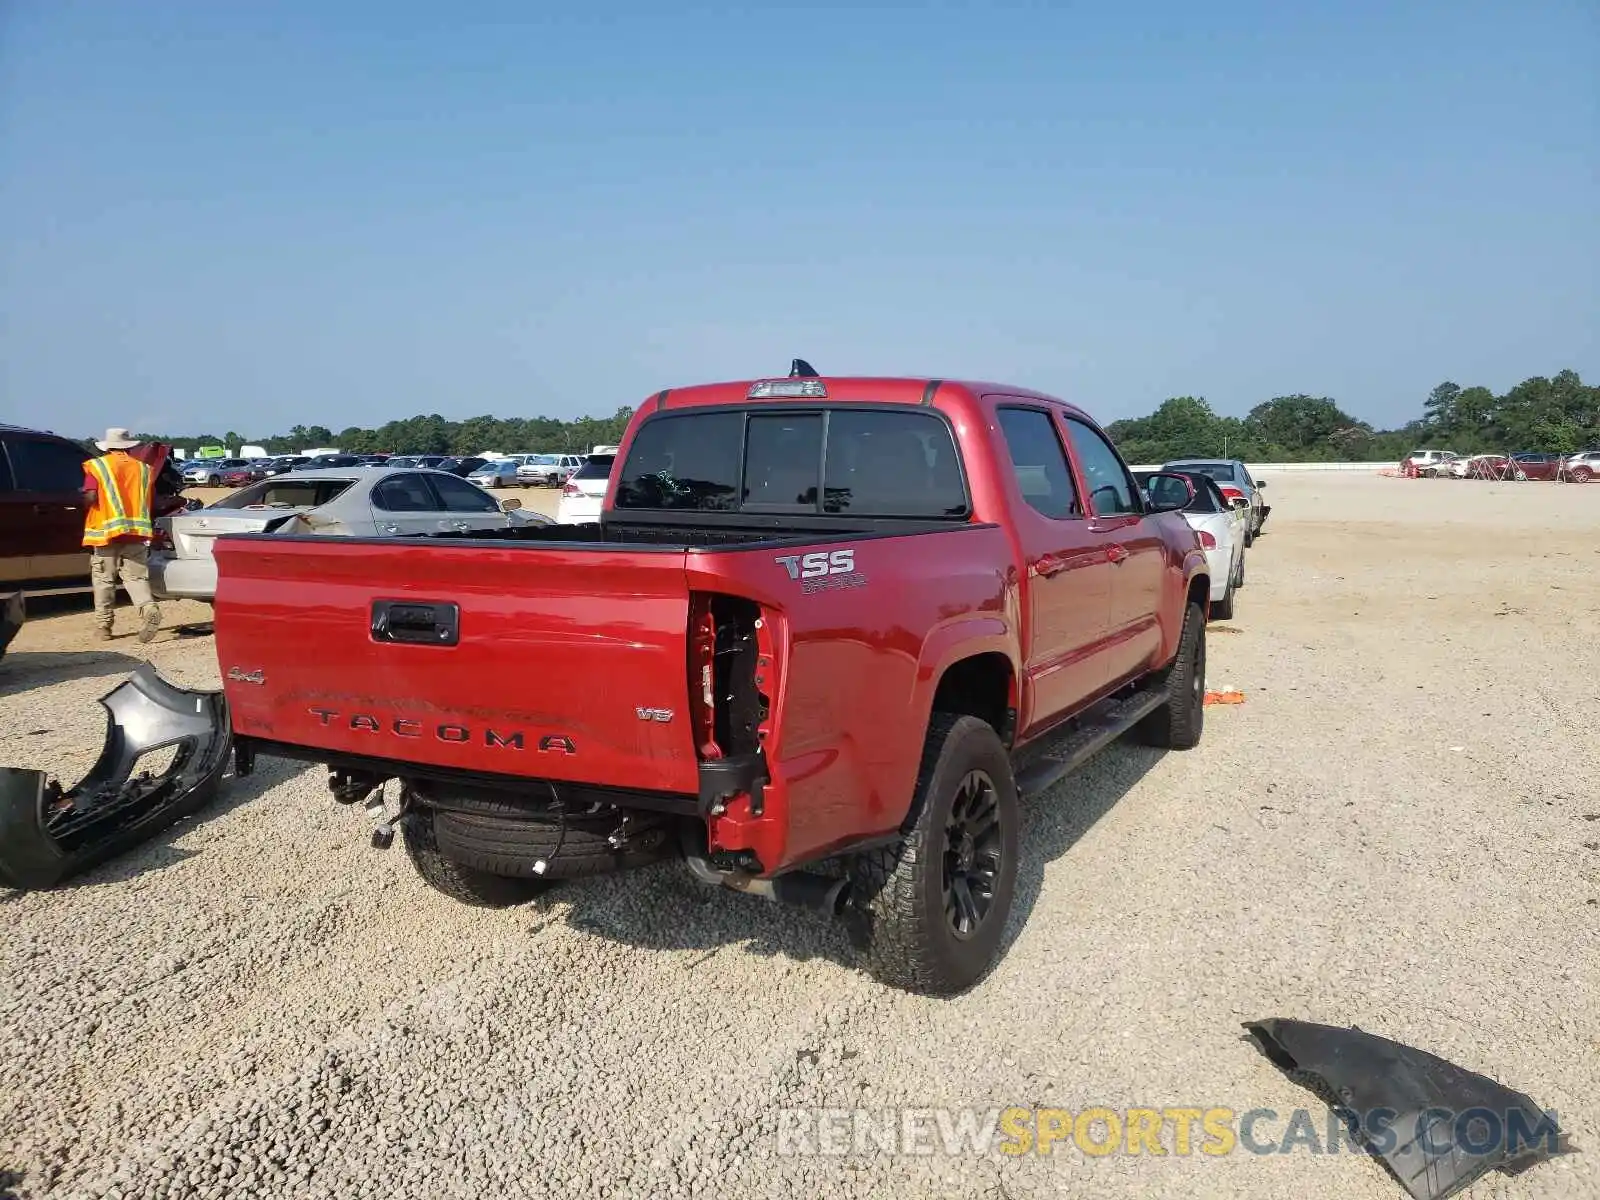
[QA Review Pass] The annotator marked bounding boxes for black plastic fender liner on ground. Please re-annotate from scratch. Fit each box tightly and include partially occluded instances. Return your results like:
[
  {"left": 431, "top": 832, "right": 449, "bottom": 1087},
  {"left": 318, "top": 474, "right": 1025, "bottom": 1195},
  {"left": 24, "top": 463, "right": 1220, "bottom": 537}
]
[
  {"left": 0, "top": 664, "right": 232, "bottom": 890},
  {"left": 1243, "top": 1018, "right": 1567, "bottom": 1200}
]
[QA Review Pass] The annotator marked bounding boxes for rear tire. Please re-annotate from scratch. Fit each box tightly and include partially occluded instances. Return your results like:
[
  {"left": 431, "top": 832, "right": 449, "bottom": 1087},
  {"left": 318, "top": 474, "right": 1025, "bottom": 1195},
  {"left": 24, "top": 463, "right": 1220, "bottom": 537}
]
[
  {"left": 848, "top": 714, "right": 1019, "bottom": 996},
  {"left": 1136, "top": 601, "right": 1205, "bottom": 750},
  {"left": 402, "top": 810, "right": 553, "bottom": 907},
  {"left": 1211, "top": 583, "right": 1234, "bottom": 621},
  {"left": 1573, "top": 467, "right": 1592, "bottom": 483}
]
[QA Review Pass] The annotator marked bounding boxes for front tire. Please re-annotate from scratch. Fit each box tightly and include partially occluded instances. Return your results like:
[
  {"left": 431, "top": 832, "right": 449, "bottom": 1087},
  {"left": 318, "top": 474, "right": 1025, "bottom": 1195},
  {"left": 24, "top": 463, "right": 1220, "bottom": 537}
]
[
  {"left": 402, "top": 809, "right": 554, "bottom": 907},
  {"left": 849, "top": 714, "right": 1019, "bottom": 996},
  {"left": 1136, "top": 601, "right": 1205, "bottom": 750},
  {"left": 207, "top": 474, "right": 220, "bottom": 487}
]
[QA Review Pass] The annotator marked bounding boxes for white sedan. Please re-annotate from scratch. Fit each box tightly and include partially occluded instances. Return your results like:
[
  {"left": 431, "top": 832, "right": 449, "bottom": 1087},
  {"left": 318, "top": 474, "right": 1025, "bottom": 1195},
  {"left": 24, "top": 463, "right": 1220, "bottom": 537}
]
[
  {"left": 555, "top": 452, "right": 616, "bottom": 524},
  {"left": 1138, "top": 470, "right": 1248, "bottom": 620},
  {"left": 149, "top": 467, "right": 550, "bottom": 601}
]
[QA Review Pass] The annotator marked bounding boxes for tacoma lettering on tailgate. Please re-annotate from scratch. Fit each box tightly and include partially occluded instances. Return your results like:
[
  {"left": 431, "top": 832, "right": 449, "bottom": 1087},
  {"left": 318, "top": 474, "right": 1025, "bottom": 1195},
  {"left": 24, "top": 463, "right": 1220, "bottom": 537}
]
[{"left": 306, "top": 708, "right": 576, "bottom": 753}]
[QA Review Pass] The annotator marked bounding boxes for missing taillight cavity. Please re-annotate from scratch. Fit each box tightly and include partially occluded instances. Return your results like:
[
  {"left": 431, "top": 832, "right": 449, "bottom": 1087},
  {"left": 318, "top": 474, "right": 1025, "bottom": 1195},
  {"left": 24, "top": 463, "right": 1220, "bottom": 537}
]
[
  {"left": 687, "top": 593, "right": 764, "bottom": 762},
  {"left": 1197, "top": 531, "right": 1217, "bottom": 549},
  {"left": 711, "top": 596, "right": 762, "bottom": 757}
]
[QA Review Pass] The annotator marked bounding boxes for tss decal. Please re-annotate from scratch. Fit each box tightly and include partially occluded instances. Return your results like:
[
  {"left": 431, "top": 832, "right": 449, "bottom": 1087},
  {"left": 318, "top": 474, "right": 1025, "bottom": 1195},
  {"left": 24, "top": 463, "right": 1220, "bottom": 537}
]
[{"left": 775, "top": 550, "right": 855, "bottom": 580}]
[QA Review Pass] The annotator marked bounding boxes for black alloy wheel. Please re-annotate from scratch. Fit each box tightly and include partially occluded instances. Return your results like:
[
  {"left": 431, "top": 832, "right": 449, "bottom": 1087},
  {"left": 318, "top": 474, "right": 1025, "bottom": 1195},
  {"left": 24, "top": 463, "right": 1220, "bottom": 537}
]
[{"left": 943, "top": 770, "right": 1003, "bottom": 939}]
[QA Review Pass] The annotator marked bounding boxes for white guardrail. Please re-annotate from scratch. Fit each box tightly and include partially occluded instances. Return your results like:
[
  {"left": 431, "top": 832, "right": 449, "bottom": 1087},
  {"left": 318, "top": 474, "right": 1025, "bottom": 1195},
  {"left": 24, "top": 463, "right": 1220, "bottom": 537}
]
[{"left": 1127, "top": 462, "right": 1388, "bottom": 473}]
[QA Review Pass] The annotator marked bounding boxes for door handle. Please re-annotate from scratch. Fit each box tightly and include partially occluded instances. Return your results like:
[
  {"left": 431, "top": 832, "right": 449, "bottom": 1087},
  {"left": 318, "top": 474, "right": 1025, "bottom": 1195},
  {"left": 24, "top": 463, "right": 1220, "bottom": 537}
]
[
  {"left": 378, "top": 522, "right": 401, "bottom": 535},
  {"left": 1035, "top": 553, "right": 1069, "bottom": 578},
  {"left": 1106, "top": 544, "right": 1130, "bottom": 565}
]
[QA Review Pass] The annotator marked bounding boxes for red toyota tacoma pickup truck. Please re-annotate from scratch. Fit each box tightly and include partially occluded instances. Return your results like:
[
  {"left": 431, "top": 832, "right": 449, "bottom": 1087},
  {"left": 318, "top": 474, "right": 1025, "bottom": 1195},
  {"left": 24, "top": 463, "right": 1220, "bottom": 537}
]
[{"left": 215, "top": 367, "right": 1211, "bottom": 995}]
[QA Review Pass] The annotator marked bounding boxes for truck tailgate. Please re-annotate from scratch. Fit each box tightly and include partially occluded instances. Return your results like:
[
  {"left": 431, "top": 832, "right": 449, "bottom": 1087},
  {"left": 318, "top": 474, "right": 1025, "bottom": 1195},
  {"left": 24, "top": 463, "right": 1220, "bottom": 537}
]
[{"left": 213, "top": 537, "right": 700, "bottom": 793}]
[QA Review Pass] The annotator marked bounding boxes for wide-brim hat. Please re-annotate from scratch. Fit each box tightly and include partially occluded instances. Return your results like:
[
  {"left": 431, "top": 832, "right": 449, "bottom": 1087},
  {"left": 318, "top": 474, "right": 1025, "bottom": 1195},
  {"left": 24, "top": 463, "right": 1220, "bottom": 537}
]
[{"left": 96, "top": 427, "right": 141, "bottom": 451}]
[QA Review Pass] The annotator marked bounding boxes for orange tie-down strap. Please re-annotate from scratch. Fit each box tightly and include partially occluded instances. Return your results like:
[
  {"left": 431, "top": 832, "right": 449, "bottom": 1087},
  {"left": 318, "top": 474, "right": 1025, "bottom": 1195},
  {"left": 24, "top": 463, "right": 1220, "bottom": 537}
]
[{"left": 1204, "top": 689, "right": 1246, "bottom": 705}]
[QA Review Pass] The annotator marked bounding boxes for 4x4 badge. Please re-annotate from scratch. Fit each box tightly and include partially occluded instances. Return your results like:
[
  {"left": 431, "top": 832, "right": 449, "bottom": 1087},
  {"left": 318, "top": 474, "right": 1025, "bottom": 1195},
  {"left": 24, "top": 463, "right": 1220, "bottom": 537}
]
[
  {"left": 635, "top": 707, "right": 674, "bottom": 723},
  {"left": 227, "top": 667, "right": 265, "bottom": 685}
]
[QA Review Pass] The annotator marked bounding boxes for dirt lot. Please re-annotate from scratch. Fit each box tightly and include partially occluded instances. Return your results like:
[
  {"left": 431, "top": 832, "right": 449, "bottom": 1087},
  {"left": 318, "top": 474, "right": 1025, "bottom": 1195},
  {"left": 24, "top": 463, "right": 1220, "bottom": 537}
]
[{"left": 2, "top": 473, "right": 1597, "bottom": 1199}]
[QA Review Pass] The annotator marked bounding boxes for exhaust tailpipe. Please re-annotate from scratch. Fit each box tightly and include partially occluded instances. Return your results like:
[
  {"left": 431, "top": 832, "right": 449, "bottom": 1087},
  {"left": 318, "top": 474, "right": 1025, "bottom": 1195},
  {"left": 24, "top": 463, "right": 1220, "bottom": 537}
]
[{"left": 722, "top": 871, "right": 851, "bottom": 916}]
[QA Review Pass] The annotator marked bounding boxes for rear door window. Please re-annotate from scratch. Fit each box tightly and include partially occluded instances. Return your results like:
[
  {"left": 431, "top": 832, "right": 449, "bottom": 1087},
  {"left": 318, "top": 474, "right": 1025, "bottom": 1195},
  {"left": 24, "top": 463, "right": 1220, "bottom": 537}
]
[
  {"left": 613, "top": 408, "right": 968, "bottom": 518},
  {"left": 996, "top": 408, "right": 1081, "bottom": 519},
  {"left": 371, "top": 474, "right": 439, "bottom": 513},
  {"left": 9, "top": 437, "right": 88, "bottom": 492},
  {"left": 427, "top": 473, "right": 501, "bottom": 513}
]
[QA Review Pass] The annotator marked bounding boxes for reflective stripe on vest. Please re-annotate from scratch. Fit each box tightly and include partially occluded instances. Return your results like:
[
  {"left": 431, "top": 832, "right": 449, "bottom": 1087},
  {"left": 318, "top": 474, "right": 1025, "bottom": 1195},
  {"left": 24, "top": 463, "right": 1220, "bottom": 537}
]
[{"left": 83, "top": 454, "right": 154, "bottom": 546}]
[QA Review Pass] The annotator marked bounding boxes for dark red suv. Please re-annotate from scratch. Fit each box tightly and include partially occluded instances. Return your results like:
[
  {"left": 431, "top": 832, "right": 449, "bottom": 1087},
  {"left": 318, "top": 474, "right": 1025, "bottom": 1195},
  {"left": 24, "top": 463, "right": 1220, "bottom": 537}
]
[{"left": 0, "top": 424, "right": 92, "bottom": 594}]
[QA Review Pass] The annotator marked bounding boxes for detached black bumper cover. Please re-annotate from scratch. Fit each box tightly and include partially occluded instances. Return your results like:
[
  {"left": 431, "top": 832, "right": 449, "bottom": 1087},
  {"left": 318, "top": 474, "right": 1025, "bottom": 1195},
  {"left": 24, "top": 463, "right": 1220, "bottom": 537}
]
[
  {"left": 1244, "top": 1018, "right": 1565, "bottom": 1200},
  {"left": 0, "top": 664, "right": 232, "bottom": 889},
  {"left": 0, "top": 591, "right": 22, "bottom": 662}
]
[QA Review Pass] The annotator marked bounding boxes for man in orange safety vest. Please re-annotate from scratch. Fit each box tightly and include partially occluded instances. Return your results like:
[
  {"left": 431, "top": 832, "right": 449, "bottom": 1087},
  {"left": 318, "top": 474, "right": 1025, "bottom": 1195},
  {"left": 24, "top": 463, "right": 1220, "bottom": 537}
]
[{"left": 81, "top": 427, "right": 163, "bottom": 643}]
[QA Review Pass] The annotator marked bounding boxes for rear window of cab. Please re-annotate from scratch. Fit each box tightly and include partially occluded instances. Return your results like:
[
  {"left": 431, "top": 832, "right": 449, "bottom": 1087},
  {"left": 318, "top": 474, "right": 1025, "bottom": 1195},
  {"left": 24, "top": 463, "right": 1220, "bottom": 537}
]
[{"left": 614, "top": 408, "right": 969, "bottom": 518}]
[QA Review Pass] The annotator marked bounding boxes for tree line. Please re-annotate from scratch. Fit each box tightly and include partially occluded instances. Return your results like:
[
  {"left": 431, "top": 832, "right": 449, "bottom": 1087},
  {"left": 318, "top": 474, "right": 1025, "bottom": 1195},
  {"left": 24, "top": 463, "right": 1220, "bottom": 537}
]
[
  {"left": 111, "top": 370, "right": 1595, "bottom": 464},
  {"left": 1105, "top": 370, "right": 1597, "bottom": 465}
]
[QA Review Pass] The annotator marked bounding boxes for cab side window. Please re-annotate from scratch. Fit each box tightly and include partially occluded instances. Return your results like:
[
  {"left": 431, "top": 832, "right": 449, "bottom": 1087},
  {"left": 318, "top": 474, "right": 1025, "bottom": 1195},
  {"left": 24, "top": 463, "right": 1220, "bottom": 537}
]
[{"left": 1062, "top": 419, "right": 1140, "bottom": 516}]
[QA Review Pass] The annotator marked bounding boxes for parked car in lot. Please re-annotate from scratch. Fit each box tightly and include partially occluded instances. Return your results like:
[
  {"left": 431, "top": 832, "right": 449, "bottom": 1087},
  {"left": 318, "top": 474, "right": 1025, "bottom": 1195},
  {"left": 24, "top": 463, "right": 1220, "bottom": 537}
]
[
  {"left": 294, "top": 454, "right": 367, "bottom": 471},
  {"left": 220, "top": 462, "right": 269, "bottom": 487},
  {"left": 0, "top": 423, "right": 93, "bottom": 594},
  {"left": 516, "top": 453, "right": 586, "bottom": 487},
  {"left": 182, "top": 457, "right": 252, "bottom": 486},
  {"left": 1563, "top": 450, "right": 1599, "bottom": 482},
  {"left": 466, "top": 459, "right": 524, "bottom": 489},
  {"left": 556, "top": 453, "right": 616, "bottom": 523},
  {"left": 435, "top": 456, "right": 490, "bottom": 478},
  {"left": 1402, "top": 449, "right": 1461, "bottom": 476},
  {"left": 1160, "top": 458, "right": 1268, "bottom": 543},
  {"left": 385, "top": 455, "right": 451, "bottom": 469},
  {"left": 1508, "top": 452, "right": 1563, "bottom": 481},
  {"left": 1137, "top": 469, "right": 1246, "bottom": 620},
  {"left": 214, "top": 368, "right": 1214, "bottom": 996},
  {"left": 151, "top": 468, "right": 550, "bottom": 602},
  {"left": 261, "top": 455, "right": 311, "bottom": 477}
]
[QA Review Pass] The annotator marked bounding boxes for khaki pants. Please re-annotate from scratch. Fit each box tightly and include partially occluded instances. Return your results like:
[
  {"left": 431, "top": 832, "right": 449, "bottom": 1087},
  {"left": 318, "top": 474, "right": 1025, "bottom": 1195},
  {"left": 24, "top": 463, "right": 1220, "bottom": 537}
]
[{"left": 90, "top": 542, "right": 159, "bottom": 630}]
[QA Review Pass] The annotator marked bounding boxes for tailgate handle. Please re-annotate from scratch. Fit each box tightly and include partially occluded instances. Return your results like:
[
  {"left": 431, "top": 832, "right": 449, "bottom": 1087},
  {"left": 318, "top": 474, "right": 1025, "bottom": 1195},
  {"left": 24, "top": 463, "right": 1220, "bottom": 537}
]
[{"left": 371, "top": 600, "right": 459, "bottom": 646}]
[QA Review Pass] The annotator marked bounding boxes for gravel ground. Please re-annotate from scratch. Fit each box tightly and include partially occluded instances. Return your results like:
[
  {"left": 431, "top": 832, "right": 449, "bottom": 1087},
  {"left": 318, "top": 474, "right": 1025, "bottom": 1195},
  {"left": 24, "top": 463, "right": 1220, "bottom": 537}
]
[{"left": 2, "top": 473, "right": 1596, "bottom": 1200}]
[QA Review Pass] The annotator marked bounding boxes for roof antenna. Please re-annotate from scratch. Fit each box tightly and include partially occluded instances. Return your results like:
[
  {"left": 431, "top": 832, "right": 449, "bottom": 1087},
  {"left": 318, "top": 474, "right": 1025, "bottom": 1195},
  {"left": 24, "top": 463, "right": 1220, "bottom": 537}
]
[{"left": 789, "top": 358, "right": 818, "bottom": 378}]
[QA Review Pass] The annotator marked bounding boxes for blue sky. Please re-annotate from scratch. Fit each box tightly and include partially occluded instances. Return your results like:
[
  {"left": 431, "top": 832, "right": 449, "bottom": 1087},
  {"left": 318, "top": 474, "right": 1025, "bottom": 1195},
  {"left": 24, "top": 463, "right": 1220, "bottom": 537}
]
[{"left": 1, "top": 0, "right": 1595, "bottom": 438}]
